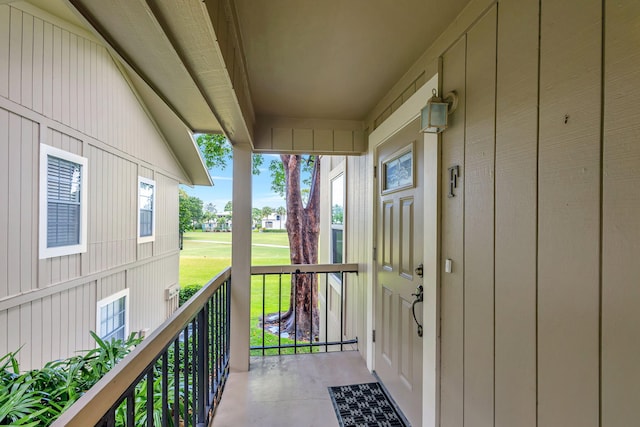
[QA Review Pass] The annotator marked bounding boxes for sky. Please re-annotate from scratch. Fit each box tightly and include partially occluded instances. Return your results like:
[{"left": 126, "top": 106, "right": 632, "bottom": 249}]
[{"left": 180, "top": 153, "right": 286, "bottom": 212}]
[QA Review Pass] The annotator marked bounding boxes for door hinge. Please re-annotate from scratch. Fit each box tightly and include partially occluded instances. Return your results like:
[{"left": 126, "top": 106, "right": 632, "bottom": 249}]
[
  {"left": 373, "top": 165, "right": 377, "bottom": 179},
  {"left": 372, "top": 330, "right": 376, "bottom": 343},
  {"left": 372, "top": 247, "right": 377, "bottom": 261}
]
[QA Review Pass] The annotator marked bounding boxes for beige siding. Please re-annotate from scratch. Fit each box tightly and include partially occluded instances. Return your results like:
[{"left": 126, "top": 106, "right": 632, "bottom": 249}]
[
  {"left": 98, "top": 271, "right": 126, "bottom": 301},
  {"left": 155, "top": 173, "right": 180, "bottom": 256},
  {"left": 439, "top": 34, "right": 466, "bottom": 427},
  {"left": 319, "top": 154, "right": 371, "bottom": 358},
  {"left": 254, "top": 117, "right": 366, "bottom": 154},
  {"left": 494, "top": 0, "right": 539, "bottom": 424},
  {"left": 128, "top": 255, "right": 179, "bottom": 335},
  {"left": 357, "top": 0, "right": 640, "bottom": 425},
  {"left": 0, "top": 111, "right": 39, "bottom": 297},
  {"left": 0, "top": 5, "right": 185, "bottom": 370},
  {"left": 601, "top": 1, "right": 640, "bottom": 425},
  {"left": 0, "top": 5, "right": 186, "bottom": 179},
  {"left": 345, "top": 154, "right": 370, "bottom": 354},
  {"left": 463, "top": 9, "right": 497, "bottom": 427},
  {"left": 538, "top": 0, "right": 602, "bottom": 424},
  {"left": 85, "top": 145, "right": 138, "bottom": 275}
]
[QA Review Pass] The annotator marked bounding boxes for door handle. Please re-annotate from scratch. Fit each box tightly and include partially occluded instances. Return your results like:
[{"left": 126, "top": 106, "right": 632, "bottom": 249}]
[{"left": 411, "top": 285, "right": 424, "bottom": 337}]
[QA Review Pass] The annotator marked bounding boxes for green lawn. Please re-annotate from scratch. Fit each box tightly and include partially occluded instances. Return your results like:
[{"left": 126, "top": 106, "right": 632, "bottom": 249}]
[{"left": 179, "top": 230, "right": 312, "bottom": 355}]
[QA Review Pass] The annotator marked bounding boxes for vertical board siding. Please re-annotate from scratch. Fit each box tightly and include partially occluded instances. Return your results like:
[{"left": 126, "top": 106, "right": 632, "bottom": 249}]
[
  {"left": 128, "top": 255, "right": 179, "bottom": 334},
  {"left": 439, "top": 35, "right": 466, "bottom": 427},
  {"left": 463, "top": 9, "right": 497, "bottom": 427},
  {"left": 0, "top": 6, "right": 8, "bottom": 98},
  {"left": 537, "top": 0, "right": 601, "bottom": 425},
  {"left": 155, "top": 173, "right": 180, "bottom": 256},
  {"left": 1, "top": 112, "right": 39, "bottom": 296},
  {"left": 493, "top": 0, "right": 539, "bottom": 425},
  {"left": 0, "top": 5, "right": 184, "bottom": 370},
  {"left": 86, "top": 145, "right": 137, "bottom": 275},
  {"left": 346, "top": 154, "right": 370, "bottom": 354},
  {"left": 98, "top": 271, "right": 126, "bottom": 301},
  {"left": 0, "top": 311, "right": 6, "bottom": 361},
  {"left": 0, "top": 109, "right": 8, "bottom": 299},
  {"left": 7, "top": 113, "right": 22, "bottom": 296},
  {"left": 602, "top": 0, "right": 640, "bottom": 425},
  {"left": 0, "top": 5, "right": 186, "bottom": 178}
]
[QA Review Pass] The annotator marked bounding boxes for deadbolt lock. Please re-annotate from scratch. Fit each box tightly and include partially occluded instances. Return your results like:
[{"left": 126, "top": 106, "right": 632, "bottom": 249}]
[{"left": 415, "top": 263, "right": 424, "bottom": 278}]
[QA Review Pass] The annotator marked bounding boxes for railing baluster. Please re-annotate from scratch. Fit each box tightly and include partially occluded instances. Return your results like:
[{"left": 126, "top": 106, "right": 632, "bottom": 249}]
[
  {"left": 325, "top": 272, "right": 329, "bottom": 353},
  {"left": 309, "top": 272, "right": 313, "bottom": 353},
  {"left": 278, "top": 273, "right": 282, "bottom": 355},
  {"left": 50, "top": 268, "right": 232, "bottom": 427},
  {"left": 191, "top": 319, "right": 197, "bottom": 427},
  {"left": 197, "top": 308, "right": 206, "bottom": 424},
  {"left": 294, "top": 269, "right": 299, "bottom": 354},
  {"left": 146, "top": 370, "right": 153, "bottom": 427},
  {"left": 162, "top": 352, "right": 168, "bottom": 427},
  {"left": 262, "top": 274, "right": 266, "bottom": 356},
  {"left": 249, "top": 264, "right": 358, "bottom": 355},
  {"left": 127, "top": 391, "right": 134, "bottom": 426},
  {"left": 340, "top": 272, "right": 345, "bottom": 352},
  {"left": 173, "top": 340, "right": 179, "bottom": 427},
  {"left": 183, "top": 324, "right": 189, "bottom": 427}
]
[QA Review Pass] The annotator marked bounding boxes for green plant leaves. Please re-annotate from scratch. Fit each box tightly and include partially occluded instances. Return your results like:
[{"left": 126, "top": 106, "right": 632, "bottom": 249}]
[{"left": 0, "top": 332, "right": 143, "bottom": 426}]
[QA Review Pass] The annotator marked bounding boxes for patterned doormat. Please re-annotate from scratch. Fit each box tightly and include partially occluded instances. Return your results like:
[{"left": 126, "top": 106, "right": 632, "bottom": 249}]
[{"left": 328, "top": 382, "right": 410, "bottom": 427}]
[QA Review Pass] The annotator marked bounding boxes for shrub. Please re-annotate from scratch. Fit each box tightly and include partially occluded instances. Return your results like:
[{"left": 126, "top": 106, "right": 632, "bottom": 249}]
[
  {"left": 0, "top": 332, "right": 142, "bottom": 426},
  {"left": 179, "top": 284, "right": 203, "bottom": 305}
]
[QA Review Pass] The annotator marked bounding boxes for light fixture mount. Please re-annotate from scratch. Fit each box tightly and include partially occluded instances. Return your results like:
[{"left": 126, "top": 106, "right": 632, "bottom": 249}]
[{"left": 421, "top": 89, "right": 458, "bottom": 134}]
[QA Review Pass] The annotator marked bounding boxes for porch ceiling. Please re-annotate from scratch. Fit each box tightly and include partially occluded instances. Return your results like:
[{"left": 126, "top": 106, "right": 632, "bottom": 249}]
[
  {"left": 44, "top": 0, "right": 471, "bottom": 149},
  {"left": 234, "top": 0, "right": 470, "bottom": 121}
]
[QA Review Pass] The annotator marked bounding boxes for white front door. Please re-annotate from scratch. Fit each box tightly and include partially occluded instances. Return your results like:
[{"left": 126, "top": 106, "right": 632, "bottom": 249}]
[{"left": 375, "top": 117, "right": 424, "bottom": 426}]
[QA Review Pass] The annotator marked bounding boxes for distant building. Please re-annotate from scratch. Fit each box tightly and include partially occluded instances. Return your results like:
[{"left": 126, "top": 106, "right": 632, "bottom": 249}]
[
  {"left": 202, "top": 212, "right": 232, "bottom": 232},
  {"left": 261, "top": 213, "right": 286, "bottom": 230}
]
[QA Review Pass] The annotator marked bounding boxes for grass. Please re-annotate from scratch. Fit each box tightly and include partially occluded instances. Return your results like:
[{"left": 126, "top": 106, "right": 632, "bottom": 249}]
[{"left": 179, "top": 230, "right": 314, "bottom": 355}]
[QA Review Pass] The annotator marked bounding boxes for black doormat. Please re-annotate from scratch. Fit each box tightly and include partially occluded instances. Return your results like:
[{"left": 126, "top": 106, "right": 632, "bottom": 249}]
[{"left": 328, "top": 382, "right": 410, "bottom": 427}]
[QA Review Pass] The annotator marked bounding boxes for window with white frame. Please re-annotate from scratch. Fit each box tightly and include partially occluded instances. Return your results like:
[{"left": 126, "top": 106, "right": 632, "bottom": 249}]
[
  {"left": 39, "top": 144, "right": 88, "bottom": 259},
  {"left": 330, "top": 173, "right": 345, "bottom": 266},
  {"left": 97, "top": 289, "right": 129, "bottom": 342},
  {"left": 138, "top": 177, "right": 156, "bottom": 243}
]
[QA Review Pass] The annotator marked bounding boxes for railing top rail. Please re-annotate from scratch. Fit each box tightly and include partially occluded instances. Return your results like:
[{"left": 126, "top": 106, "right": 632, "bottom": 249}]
[
  {"left": 52, "top": 266, "right": 232, "bottom": 427},
  {"left": 250, "top": 263, "right": 359, "bottom": 275}
]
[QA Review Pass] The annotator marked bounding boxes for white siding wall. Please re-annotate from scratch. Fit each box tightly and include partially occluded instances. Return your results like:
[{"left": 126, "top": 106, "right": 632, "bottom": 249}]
[{"left": 0, "top": 4, "right": 183, "bottom": 369}]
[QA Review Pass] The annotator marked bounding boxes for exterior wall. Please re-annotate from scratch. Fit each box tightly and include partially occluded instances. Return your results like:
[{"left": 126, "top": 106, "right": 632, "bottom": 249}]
[
  {"left": 0, "top": 4, "right": 185, "bottom": 369},
  {"left": 358, "top": 0, "right": 639, "bottom": 425},
  {"left": 319, "top": 155, "right": 371, "bottom": 359}
]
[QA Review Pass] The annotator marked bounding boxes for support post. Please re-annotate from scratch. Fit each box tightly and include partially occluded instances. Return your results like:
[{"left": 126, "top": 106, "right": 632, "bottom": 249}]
[{"left": 230, "top": 145, "right": 252, "bottom": 372}]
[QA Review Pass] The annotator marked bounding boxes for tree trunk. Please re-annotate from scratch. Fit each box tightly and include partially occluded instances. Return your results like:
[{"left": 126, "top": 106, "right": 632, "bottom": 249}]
[{"left": 279, "top": 155, "right": 321, "bottom": 339}]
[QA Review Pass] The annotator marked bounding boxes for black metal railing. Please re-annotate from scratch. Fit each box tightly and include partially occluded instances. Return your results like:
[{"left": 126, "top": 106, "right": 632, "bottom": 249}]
[
  {"left": 52, "top": 268, "right": 232, "bottom": 427},
  {"left": 250, "top": 264, "right": 359, "bottom": 355}
]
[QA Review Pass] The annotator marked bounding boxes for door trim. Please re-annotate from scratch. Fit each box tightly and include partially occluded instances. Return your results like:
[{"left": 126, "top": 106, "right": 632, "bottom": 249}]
[{"left": 368, "top": 73, "right": 440, "bottom": 427}]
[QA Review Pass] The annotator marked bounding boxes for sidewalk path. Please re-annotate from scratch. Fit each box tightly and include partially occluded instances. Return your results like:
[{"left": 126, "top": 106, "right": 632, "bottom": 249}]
[{"left": 187, "top": 239, "right": 289, "bottom": 249}]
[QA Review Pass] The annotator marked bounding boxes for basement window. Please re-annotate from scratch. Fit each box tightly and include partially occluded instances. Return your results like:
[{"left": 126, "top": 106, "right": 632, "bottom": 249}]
[{"left": 97, "top": 289, "right": 129, "bottom": 342}]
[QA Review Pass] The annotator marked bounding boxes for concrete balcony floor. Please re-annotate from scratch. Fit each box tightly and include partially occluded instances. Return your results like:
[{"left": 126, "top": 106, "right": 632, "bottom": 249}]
[{"left": 213, "top": 351, "right": 375, "bottom": 427}]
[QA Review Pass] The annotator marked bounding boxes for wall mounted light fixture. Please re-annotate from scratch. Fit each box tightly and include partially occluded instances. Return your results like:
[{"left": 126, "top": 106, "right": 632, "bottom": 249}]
[{"left": 420, "top": 89, "right": 458, "bottom": 133}]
